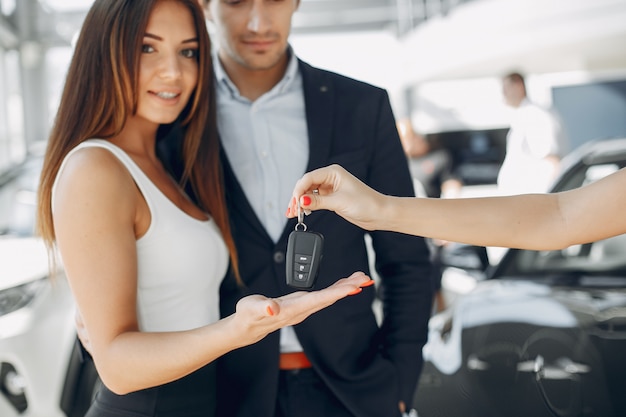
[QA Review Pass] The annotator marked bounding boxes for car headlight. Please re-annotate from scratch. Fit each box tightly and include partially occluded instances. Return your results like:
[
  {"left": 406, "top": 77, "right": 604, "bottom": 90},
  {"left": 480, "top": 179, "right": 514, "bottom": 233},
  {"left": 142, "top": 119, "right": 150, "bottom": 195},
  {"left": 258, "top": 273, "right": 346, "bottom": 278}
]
[{"left": 0, "top": 278, "right": 46, "bottom": 317}]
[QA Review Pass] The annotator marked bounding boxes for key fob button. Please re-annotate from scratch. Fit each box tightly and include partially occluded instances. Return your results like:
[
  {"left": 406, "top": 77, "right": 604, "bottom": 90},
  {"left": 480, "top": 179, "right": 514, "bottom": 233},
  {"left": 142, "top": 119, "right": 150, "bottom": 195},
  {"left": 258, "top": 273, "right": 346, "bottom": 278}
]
[{"left": 296, "top": 254, "right": 311, "bottom": 263}]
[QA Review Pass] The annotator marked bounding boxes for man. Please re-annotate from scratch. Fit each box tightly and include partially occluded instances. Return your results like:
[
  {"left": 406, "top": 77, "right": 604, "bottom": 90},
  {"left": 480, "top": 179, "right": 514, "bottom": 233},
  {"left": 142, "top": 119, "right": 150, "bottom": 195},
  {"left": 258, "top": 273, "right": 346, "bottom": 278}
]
[
  {"left": 497, "top": 72, "right": 563, "bottom": 195},
  {"left": 162, "top": 1, "right": 433, "bottom": 416},
  {"left": 396, "top": 118, "right": 462, "bottom": 199}
]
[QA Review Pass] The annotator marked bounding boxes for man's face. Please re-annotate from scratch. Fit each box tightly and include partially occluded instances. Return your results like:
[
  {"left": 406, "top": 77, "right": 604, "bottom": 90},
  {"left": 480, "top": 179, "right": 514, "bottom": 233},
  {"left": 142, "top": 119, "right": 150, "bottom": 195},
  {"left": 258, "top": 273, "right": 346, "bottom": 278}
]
[
  {"left": 502, "top": 78, "right": 522, "bottom": 107},
  {"left": 203, "top": 0, "right": 299, "bottom": 72}
]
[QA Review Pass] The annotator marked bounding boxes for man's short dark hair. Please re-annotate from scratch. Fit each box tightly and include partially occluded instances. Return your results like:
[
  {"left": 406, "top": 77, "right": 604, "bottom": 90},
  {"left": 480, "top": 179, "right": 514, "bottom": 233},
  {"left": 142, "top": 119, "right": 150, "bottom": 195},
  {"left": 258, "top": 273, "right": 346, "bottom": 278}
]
[{"left": 503, "top": 72, "right": 525, "bottom": 86}]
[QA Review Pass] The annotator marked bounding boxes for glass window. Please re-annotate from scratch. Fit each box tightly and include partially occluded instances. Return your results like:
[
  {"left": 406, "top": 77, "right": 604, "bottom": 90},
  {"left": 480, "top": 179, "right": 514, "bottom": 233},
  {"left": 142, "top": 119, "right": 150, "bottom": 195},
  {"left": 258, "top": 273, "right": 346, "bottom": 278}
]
[
  {"left": 2, "top": 49, "right": 25, "bottom": 166},
  {"left": 45, "top": 46, "right": 73, "bottom": 130},
  {"left": 1, "top": 47, "right": 26, "bottom": 171},
  {"left": 0, "top": 48, "right": 7, "bottom": 169}
]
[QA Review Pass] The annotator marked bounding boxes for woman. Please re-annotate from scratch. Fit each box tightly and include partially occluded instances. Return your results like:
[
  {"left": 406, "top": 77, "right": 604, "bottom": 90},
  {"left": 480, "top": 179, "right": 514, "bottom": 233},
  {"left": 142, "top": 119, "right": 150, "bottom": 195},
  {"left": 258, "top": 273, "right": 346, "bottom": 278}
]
[
  {"left": 287, "top": 164, "right": 626, "bottom": 250},
  {"left": 36, "top": 1, "right": 370, "bottom": 416}
]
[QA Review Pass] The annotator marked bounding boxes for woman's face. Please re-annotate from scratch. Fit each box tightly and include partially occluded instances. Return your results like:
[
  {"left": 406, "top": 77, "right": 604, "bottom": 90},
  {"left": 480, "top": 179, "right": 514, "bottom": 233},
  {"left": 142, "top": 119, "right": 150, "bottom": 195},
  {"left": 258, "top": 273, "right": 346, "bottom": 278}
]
[{"left": 135, "top": 0, "right": 200, "bottom": 126}]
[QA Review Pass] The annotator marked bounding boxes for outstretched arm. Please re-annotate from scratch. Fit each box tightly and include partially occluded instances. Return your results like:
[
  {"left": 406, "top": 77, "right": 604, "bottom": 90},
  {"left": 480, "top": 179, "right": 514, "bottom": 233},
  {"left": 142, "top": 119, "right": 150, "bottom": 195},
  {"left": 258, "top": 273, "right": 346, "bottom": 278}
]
[
  {"left": 56, "top": 150, "right": 372, "bottom": 396},
  {"left": 287, "top": 164, "right": 626, "bottom": 250}
]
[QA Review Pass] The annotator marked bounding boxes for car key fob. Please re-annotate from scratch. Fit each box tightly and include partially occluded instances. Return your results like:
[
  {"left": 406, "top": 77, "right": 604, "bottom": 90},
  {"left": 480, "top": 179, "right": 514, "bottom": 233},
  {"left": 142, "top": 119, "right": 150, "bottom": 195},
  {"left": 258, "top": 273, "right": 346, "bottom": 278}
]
[{"left": 286, "top": 202, "right": 324, "bottom": 289}]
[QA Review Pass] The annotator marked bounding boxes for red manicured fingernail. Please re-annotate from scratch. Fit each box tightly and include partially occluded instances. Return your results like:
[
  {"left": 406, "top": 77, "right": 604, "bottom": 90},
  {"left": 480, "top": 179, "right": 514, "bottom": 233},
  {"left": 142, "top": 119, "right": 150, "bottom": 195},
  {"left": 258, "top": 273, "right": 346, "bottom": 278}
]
[
  {"left": 302, "top": 196, "right": 311, "bottom": 206},
  {"left": 360, "top": 279, "right": 375, "bottom": 288},
  {"left": 267, "top": 306, "right": 275, "bottom": 316},
  {"left": 347, "top": 288, "right": 363, "bottom": 296}
]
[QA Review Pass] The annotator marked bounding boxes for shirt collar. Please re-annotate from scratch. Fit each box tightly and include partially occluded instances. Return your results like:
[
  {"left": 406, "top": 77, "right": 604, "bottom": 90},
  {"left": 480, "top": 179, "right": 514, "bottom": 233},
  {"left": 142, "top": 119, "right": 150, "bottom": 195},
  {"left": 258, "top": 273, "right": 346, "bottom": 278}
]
[{"left": 214, "top": 46, "right": 299, "bottom": 100}]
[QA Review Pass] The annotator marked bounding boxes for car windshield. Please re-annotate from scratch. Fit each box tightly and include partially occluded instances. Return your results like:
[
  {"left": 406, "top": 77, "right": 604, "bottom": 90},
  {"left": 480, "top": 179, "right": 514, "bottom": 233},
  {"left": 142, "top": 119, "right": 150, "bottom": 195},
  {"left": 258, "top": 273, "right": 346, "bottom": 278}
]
[
  {"left": 0, "top": 157, "right": 41, "bottom": 238},
  {"left": 496, "top": 159, "right": 626, "bottom": 284}
]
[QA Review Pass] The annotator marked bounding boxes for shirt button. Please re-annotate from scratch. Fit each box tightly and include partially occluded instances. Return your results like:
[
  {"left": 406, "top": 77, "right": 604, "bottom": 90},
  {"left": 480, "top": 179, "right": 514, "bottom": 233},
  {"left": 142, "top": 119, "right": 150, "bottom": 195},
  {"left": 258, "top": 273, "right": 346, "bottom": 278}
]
[{"left": 274, "top": 251, "right": 285, "bottom": 264}]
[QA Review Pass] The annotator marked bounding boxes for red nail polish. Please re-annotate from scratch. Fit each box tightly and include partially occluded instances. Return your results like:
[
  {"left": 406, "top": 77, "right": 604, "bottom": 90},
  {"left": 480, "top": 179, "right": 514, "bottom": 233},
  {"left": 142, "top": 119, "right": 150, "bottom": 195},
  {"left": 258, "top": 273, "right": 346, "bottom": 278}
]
[
  {"left": 360, "top": 279, "right": 376, "bottom": 288},
  {"left": 347, "top": 288, "right": 362, "bottom": 296},
  {"left": 267, "top": 306, "right": 275, "bottom": 316},
  {"left": 302, "top": 196, "right": 311, "bottom": 206}
]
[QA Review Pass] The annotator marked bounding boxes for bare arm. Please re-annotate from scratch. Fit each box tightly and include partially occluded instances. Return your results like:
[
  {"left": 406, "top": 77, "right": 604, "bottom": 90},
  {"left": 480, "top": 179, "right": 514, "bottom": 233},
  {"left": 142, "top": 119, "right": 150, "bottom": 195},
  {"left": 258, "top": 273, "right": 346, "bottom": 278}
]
[
  {"left": 54, "top": 150, "right": 370, "bottom": 395},
  {"left": 288, "top": 164, "right": 626, "bottom": 251}
]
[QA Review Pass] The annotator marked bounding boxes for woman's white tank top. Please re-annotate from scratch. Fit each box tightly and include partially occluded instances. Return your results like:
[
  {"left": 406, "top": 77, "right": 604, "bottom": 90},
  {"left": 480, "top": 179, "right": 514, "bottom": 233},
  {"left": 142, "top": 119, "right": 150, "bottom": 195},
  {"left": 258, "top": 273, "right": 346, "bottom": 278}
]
[{"left": 54, "top": 139, "right": 228, "bottom": 332}]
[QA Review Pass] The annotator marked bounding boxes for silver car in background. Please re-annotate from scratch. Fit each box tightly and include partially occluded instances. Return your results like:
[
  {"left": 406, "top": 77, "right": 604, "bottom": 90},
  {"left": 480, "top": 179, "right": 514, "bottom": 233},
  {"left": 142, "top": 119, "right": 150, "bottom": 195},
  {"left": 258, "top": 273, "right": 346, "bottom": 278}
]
[{"left": 0, "top": 154, "right": 97, "bottom": 417}]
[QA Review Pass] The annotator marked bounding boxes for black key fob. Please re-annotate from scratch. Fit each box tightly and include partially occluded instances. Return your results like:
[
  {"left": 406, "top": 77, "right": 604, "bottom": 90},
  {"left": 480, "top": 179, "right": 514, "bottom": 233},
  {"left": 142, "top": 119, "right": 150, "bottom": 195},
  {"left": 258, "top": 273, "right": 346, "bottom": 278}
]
[
  {"left": 286, "top": 229, "right": 324, "bottom": 289},
  {"left": 286, "top": 202, "right": 324, "bottom": 289}
]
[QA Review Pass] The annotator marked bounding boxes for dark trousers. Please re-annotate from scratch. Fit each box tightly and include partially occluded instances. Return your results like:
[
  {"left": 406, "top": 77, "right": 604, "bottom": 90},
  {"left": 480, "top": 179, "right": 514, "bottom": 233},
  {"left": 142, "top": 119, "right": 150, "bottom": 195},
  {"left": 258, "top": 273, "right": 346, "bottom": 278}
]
[
  {"left": 275, "top": 368, "right": 355, "bottom": 417},
  {"left": 85, "top": 364, "right": 216, "bottom": 417}
]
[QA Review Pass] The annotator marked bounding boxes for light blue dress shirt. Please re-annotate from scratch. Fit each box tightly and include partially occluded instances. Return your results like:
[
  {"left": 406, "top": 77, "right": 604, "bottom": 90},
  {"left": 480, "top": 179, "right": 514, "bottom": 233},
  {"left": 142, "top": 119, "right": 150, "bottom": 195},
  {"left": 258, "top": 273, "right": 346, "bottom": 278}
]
[
  {"left": 215, "top": 49, "right": 308, "bottom": 243},
  {"left": 214, "top": 49, "right": 308, "bottom": 353}
]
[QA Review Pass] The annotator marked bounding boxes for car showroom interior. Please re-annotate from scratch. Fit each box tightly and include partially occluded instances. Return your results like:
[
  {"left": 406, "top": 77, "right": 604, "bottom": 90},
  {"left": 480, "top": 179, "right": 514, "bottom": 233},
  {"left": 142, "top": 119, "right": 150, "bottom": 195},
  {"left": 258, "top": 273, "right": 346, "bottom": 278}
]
[{"left": 2, "top": 0, "right": 626, "bottom": 416}]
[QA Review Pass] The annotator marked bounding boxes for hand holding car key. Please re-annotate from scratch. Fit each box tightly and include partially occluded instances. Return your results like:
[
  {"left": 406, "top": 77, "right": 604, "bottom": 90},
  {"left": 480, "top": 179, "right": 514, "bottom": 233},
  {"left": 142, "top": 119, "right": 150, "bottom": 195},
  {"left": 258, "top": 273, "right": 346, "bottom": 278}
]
[{"left": 286, "top": 198, "right": 324, "bottom": 289}]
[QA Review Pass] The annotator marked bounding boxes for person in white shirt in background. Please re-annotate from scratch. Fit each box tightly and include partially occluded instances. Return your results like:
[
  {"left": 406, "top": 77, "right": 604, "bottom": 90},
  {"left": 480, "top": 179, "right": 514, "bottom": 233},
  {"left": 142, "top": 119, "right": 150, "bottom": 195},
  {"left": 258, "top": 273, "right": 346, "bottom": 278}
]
[{"left": 497, "top": 72, "right": 563, "bottom": 195}]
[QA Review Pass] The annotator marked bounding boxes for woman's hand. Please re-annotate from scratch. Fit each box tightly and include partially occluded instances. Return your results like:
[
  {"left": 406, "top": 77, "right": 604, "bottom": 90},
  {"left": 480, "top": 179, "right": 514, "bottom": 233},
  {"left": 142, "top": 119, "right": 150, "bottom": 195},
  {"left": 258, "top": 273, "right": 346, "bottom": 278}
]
[
  {"left": 232, "top": 271, "right": 373, "bottom": 345},
  {"left": 286, "top": 164, "right": 387, "bottom": 231}
]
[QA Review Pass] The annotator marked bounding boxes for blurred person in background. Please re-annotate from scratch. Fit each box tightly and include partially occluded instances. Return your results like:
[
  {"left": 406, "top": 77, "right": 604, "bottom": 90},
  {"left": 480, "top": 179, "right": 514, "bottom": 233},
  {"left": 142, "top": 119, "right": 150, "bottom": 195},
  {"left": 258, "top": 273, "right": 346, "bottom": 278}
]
[
  {"left": 396, "top": 118, "right": 462, "bottom": 199},
  {"left": 156, "top": 1, "right": 433, "bottom": 416},
  {"left": 497, "top": 72, "right": 563, "bottom": 195},
  {"left": 396, "top": 118, "right": 463, "bottom": 312}
]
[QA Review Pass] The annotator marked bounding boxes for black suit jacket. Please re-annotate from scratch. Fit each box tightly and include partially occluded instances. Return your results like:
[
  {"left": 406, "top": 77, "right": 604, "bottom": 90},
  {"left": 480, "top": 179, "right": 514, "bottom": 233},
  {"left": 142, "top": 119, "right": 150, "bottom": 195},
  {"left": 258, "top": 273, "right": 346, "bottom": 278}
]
[{"left": 158, "top": 59, "right": 433, "bottom": 417}]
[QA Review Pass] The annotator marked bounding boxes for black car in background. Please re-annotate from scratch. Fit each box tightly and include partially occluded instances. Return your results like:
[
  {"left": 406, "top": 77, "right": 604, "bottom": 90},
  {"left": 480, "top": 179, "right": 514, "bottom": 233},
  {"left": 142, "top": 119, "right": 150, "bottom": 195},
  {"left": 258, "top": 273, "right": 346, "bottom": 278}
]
[{"left": 414, "top": 138, "right": 626, "bottom": 417}]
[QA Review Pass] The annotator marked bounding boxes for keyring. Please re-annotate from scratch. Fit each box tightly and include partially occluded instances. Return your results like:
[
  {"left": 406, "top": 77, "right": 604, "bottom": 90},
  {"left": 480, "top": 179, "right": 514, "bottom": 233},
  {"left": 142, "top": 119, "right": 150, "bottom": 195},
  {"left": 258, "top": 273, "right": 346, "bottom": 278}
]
[{"left": 295, "top": 200, "right": 308, "bottom": 231}]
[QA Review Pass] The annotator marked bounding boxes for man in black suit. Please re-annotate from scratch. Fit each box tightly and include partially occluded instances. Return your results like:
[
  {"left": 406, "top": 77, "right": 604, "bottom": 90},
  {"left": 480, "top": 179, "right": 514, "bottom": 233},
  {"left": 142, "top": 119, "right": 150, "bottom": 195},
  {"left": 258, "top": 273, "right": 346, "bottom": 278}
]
[{"left": 163, "top": 1, "right": 433, "bottom": 416}]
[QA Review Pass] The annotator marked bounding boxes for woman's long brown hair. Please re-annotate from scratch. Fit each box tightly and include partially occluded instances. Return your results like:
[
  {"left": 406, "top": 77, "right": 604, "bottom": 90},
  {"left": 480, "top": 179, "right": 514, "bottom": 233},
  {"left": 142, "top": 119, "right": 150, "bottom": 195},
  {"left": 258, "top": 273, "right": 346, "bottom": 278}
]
[{"left": 36, "top": 0, "right": 240, "bottom": 282}]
